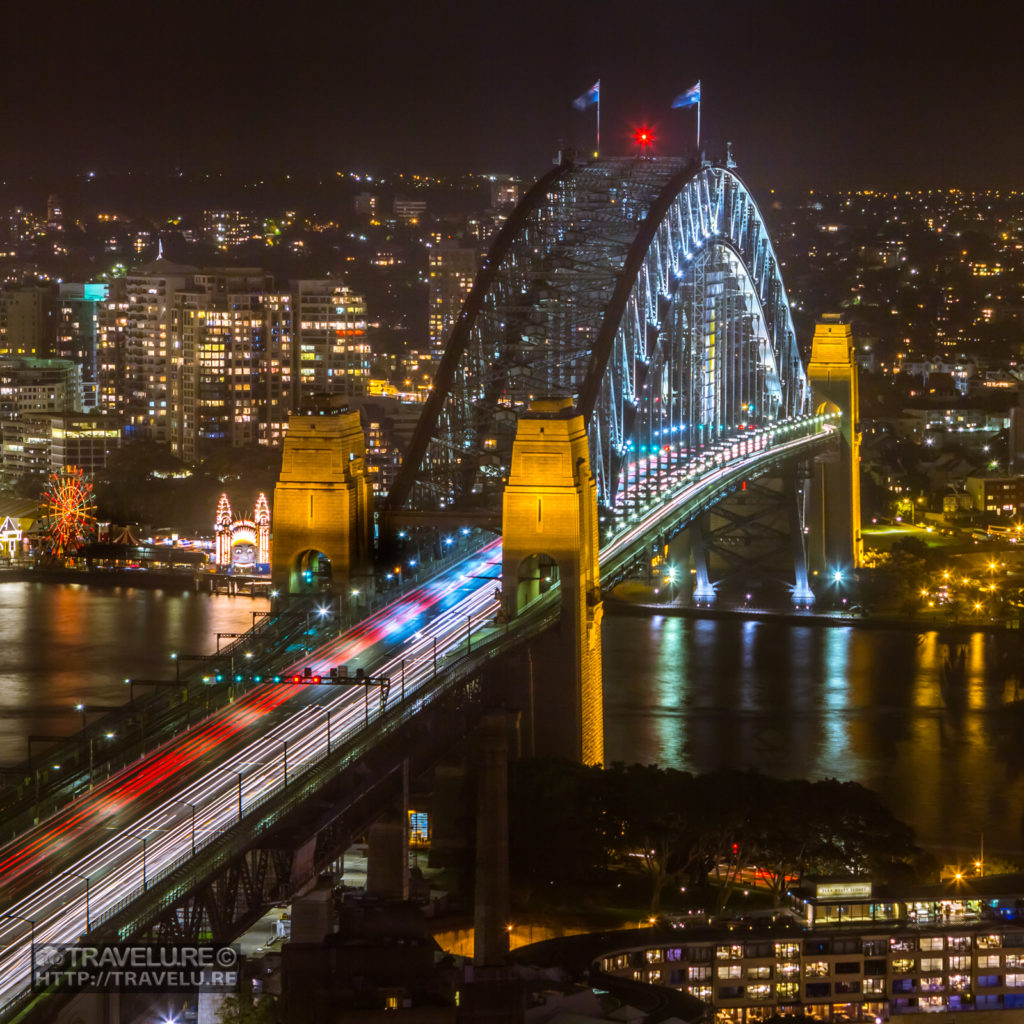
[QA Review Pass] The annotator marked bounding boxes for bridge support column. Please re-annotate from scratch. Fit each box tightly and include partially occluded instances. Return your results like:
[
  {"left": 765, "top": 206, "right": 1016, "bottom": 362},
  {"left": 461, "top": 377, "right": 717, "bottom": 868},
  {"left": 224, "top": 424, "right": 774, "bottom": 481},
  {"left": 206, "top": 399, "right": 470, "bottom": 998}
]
[
  {"left": 688, "top": 470, "right": 815, "bottom": 607},
  {"left": 271, "top": 411, "right": 372, "bottom": 599},
  {"left": 690, "top": 514, "right": 717, "bottom": 605},
  {"left": 806, "top": 314, "right": 863, "bottom": 581},
  {"left": 502, "top": 399, "right": 604, "bottom": 765},
  {"left": 473, "top": 710, "right": 513, "bottom": 966},
  {"left": 366, "top": 813, "right": 407, "bottom": 899},
  {"left": 787, "top": 467, "right": 816, "bottom": 608}
]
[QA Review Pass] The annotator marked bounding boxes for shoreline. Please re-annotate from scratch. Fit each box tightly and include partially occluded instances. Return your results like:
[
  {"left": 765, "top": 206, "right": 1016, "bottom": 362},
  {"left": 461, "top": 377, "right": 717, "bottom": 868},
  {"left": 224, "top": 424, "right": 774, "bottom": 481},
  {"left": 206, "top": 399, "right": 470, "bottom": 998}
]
[
  {"left": 604, "top": 596, "right": 1012, "bottom": 635},
  {"left": 0, "top": 569, "right": 220, "bottom": 593}
]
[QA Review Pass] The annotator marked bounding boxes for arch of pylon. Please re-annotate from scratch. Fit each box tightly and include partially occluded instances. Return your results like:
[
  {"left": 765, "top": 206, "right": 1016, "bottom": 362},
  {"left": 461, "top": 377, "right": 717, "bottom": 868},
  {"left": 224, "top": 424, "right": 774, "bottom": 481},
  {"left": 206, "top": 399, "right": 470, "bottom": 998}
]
[{"left": 388, "top": 156, "right": 809, "bottom": 526}]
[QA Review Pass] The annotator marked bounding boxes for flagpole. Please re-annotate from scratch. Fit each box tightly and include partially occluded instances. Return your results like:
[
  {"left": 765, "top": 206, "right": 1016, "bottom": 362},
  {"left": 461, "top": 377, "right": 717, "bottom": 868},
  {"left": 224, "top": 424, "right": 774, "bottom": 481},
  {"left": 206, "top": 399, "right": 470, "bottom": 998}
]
[
  {"left": 696, "top": 80, "right": 701, "bottom": 152},
  {"left": 596, "top": 79, "right": 601, "bottom": 156}
]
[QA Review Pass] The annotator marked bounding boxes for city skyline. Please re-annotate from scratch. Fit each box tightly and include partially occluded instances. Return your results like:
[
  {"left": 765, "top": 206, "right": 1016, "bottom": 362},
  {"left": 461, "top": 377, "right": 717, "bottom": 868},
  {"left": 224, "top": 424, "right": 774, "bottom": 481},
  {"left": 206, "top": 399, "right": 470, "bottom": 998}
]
[{"left": 4, "top": 0, "right": 1021, "bottom": 189}]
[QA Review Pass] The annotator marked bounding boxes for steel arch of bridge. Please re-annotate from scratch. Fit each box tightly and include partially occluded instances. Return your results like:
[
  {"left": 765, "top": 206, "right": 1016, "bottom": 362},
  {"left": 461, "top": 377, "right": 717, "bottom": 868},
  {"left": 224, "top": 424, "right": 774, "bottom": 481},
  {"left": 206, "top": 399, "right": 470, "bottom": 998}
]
[{"left": 389, "top": 156, "right": 808, "bottom": 520}]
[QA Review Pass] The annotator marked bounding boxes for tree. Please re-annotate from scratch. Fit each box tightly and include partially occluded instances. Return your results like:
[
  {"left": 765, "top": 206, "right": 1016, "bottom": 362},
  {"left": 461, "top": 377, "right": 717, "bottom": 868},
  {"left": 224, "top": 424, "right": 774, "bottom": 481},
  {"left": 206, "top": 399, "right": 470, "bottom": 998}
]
[
  {"left": 600, "top": 764, "right": 703, "bottom": 914},
  {"left": 216, "top": 993, "right": 279, "bottom": 1024}
]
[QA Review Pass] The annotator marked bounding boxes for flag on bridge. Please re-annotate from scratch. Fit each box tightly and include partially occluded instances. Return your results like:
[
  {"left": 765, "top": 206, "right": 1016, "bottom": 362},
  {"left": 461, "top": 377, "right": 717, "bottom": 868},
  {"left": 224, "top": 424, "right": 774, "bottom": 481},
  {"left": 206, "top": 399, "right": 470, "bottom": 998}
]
[
  {"left": 572, "top": 80, "right": 600, "bottom": 110},
  {"left": 672, "top": 81, "right": 701, "bottom": 149},
  {"left": 671, "top": 81, "right": 700, "bottom": 109},
  {"left": 572, "top": 80, "right": 601, "bottom": 156},
  {"left": 667, "top": 81, "right": 700, "bottom": 108}
]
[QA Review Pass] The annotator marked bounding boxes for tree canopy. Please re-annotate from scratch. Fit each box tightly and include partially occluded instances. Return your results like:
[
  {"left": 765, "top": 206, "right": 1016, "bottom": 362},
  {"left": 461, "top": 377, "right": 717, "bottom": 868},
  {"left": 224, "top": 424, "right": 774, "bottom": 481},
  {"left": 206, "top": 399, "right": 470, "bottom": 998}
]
[{"left": 508, "top": 761, "right": 924, "bottom": 914}]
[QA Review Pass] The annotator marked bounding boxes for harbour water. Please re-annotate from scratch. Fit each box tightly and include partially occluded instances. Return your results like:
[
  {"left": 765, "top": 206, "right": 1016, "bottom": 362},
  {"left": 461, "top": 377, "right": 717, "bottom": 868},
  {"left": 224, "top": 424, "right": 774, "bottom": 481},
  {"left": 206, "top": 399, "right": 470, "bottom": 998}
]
[{"left": 1, "top": 581, "right": 1020, "bottom": 859}]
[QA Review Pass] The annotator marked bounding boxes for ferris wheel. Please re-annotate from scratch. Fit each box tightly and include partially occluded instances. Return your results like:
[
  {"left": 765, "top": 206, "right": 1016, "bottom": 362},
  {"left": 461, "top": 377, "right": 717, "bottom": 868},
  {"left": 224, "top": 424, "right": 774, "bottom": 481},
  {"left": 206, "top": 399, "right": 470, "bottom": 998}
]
[{"left": 40, "top": 465, "right": 97, "bottom": 560}]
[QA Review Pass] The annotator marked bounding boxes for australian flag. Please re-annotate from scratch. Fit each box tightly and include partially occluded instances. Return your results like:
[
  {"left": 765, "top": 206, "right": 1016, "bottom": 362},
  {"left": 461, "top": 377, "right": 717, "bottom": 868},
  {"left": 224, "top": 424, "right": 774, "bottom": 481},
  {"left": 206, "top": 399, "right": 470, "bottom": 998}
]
[
  {"left": 672, "top": 81, "right": 700, "bottom": 109},
  {"left": 573, "top": 81, "right": 600, "bottom": 110}
]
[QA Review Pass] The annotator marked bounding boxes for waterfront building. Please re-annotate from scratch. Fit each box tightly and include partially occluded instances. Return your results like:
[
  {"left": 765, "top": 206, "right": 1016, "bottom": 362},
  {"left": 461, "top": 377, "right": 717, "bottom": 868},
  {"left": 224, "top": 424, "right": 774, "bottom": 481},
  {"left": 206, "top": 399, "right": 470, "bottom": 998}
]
[
  {"left": 47, "top": 412, "right": 121, "bottom": 476},
  {"left": 596, "top": 878, "right": 1024, "bottom": 1022}
]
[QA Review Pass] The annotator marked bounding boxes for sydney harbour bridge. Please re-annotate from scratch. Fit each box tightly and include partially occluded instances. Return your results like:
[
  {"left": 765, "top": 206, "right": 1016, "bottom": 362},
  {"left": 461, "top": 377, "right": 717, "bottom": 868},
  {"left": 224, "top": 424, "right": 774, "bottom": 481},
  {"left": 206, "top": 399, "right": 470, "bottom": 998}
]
[{"left": 0, "top": 153, "right": 859, "bottom": 1021}]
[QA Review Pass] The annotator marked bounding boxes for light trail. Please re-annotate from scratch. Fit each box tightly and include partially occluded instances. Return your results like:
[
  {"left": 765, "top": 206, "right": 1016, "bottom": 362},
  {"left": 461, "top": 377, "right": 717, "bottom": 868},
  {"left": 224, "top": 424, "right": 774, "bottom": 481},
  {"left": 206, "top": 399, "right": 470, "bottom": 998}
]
[{"left": 0, "top": 425, "right": 831, "bottom": 1010}]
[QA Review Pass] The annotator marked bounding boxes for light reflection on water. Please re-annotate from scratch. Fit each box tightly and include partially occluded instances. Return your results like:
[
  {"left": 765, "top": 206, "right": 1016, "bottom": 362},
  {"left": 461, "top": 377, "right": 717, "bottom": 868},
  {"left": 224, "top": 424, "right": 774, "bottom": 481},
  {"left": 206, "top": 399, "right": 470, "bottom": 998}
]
[
  {"left": 0, "top": 583, "right": 268, "bottom": 768},
  {"left": 603, "top": 613, "right": 1024, "bottom": 857}
]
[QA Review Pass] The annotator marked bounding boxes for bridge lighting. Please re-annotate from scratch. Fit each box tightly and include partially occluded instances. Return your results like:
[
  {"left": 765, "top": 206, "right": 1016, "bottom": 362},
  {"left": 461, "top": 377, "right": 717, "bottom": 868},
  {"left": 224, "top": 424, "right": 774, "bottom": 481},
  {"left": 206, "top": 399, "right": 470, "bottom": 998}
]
[
  {"left": 444, "top": 536, "right": 454, "bottom": 546},
  {"left": 833, "top": 570, "right": 844, "bottom": 584}
]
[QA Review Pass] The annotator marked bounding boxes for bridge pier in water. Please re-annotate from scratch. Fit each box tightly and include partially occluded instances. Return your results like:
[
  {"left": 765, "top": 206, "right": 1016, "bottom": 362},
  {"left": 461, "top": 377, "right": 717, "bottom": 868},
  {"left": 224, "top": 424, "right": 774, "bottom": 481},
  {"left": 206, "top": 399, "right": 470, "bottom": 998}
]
[
  {"left": 271, "top": 411, "right": 372, "bottom": 601},
  {"left": 683, "top": 466, "right": 815, "bottom": 608},
  {"left": 806, "top": 314, "right": 863, "bottom": 582},
  {"left": 501, "top": 399, "right": 604, "bottom": 766}
]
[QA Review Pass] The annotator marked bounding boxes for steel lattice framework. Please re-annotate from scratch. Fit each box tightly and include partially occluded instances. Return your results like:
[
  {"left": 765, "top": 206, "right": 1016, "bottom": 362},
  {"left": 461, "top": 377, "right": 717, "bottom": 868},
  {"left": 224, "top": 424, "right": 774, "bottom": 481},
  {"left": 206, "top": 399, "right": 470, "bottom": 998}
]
[{"left": 389, "top": 156, "right": 808, "bottom": 520}]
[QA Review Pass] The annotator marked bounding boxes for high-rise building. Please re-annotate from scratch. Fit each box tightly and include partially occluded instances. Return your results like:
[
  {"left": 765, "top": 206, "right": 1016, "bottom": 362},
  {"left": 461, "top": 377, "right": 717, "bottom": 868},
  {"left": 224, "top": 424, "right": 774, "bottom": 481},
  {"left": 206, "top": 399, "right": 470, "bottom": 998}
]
[
  {"left": 489, "top": 177, "right": 521, "bottom": 209},
  {"left": 0, "top": 358, "right": 83, "bottom": 418},
  {"left": 170, "top": 272, "right": 294, "bottom": 462},
  {"left": 96, "top": 279, "right": 130, "bottom": 419},
  {"left": 47, "top": 412, "right": 122, "bottom": 476},
  {"left": 292, "top": 280, "right": 369, "bottom": 400},
  {"left": 427, "top": 242, "right": 477, "bottom": 353},
  {"left": 0, "top": 284, "right": 57, "bottom": 358},
  {"left": 56, "top": 283, "right": 108, "bottom": 410},
  {"left": 203, "top": 210, "right": 259, "bottom": 250},
  {"left": 393, "top": 197, "right": 426, "bottom": 226},
  {"left": 122, "top": 258, "right": 196, "bottom": 440},
  {"left": 0, "top": 358, "right": 85, "bottom": 482}
]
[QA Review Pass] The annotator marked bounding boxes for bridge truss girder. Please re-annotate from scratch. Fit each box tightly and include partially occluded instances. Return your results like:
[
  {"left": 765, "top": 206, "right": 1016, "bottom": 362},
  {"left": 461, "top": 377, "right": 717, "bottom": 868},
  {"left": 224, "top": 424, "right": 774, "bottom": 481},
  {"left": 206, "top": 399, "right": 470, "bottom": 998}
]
[
  {"left": 690, "top": 466, "right": 812, "bottom": 602},
  {"left": 390, "top": 156, "right": 809, "bottom": 548}
]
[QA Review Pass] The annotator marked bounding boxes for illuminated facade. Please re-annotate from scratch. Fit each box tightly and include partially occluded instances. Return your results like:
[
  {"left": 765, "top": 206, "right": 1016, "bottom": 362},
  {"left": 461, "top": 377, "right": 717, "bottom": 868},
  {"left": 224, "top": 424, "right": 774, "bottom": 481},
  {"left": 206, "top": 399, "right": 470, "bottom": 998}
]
[
  {"left": 215, "top": 492, "right": 270, "bottom": 567},
  {"left": 502, "top": 399, "right": 603, "bottom": 766},
  {"left": 597, "top": 880, "right": 1024, "bottom": 1021},
  {"left": 170, "top": 272, "right": 293, "bottom": 461},
  {"left": 271, "top": 411, "right": 371, "bottom": 596},
  {"left": 427, "top": 242, "right": 476, "bottom": 353},
  {"left": 203, "top": 210, "right": 259, "bottom": 250},
  {"left": 121, "top": 258, "right": 197, "bottom": 440},
  {"left": 292, "top": 280, "right": 369, "bottom": 398},
  {"left": 96, "top": 279, "right": 130, "bottom": 417},
  {"left": 0, "top": 284, "right": 56, "bottom": 358},
  {"left": 56, "top": 282, "right": 107, "bottom": 410}
]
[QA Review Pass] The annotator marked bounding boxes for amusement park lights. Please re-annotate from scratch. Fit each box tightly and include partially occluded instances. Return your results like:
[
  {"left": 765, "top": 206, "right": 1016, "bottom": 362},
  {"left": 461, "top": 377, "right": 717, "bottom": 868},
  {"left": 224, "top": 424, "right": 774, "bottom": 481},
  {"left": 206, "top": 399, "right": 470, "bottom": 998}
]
[{"left": 40, "top": 466, "right": 97, "bottom": 561}]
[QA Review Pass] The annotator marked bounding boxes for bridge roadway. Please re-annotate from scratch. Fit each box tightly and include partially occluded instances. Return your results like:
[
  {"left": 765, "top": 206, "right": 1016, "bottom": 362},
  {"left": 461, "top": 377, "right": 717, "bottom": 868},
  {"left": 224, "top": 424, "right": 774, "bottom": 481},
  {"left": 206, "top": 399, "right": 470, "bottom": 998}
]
[{"left": 0, "top": 415, "right": 834, "bottom": 1014}]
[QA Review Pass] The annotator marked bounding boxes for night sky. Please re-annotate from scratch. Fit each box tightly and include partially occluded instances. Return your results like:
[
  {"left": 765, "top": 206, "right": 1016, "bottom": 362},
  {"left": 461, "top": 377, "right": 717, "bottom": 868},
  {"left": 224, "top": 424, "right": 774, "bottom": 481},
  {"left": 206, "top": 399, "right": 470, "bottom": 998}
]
[{"left": 3, "top": 0, "right": 1021, "bottom": 190}]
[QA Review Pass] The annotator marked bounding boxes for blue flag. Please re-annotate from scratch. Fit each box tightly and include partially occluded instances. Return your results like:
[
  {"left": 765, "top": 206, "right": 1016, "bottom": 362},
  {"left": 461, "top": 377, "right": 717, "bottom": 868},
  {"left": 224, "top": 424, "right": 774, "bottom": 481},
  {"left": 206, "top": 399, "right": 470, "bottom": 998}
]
[
  {"left": 573, "top": 81, "right": 600, "bottom": 110},
  {"left": 672, "top": 81, "right": 700, "bottom": 109}
]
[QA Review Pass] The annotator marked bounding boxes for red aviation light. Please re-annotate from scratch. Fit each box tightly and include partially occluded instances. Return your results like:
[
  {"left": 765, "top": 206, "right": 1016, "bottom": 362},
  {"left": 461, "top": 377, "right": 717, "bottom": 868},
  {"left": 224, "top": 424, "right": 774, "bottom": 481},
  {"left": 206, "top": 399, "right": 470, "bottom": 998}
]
[{"left": 634, "top": 125, "right": 655, "bottom": 151}]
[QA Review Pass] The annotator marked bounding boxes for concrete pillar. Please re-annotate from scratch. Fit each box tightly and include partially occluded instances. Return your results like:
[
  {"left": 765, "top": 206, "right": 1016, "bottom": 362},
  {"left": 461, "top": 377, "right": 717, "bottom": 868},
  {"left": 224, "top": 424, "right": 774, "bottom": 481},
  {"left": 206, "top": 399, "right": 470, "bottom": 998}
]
[
  {"left": 271, "top": 411, "right": 372, "bottom": 597},
  {"left": 473, "top": 710, "right": 513, "bottom": 967},
  {"left": 806, "top": 314, "right": 863, "bottom": 578},
  {"left": 366, "top": 814, "right": 407, "bottom": 899},
  {"left": 501, "top": 398, "right": 604, "bottom": 765}
]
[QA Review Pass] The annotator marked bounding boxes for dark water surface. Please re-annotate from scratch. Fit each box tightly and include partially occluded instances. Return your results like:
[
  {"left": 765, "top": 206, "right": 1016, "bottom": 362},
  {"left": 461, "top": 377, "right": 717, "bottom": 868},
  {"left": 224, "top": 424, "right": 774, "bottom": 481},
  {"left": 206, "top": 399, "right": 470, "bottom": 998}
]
[
  {"left": 2, "top": 583, "right": 1021, "bottom": 859},
  {"left": 0, "top": 582, "right": 268, "bottom": 768},
  {"left": 603, "top": 612, "right": 1024, "bottom": 858}
]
